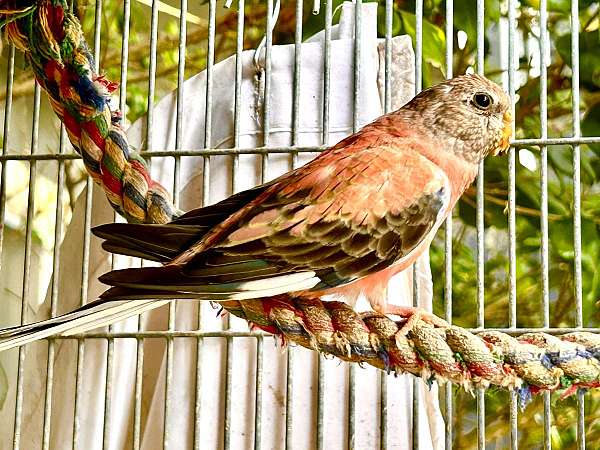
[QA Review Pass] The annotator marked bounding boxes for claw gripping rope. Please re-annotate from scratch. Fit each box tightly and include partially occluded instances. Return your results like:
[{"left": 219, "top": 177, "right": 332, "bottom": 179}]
[{"left": 2, "top": 1, "right": 600, "bottom": 401}]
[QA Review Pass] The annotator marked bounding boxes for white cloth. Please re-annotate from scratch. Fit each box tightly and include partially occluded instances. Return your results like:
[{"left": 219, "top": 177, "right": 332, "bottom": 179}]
[{"left": 2, "top": 3, "right": 443, "bottom": 449}]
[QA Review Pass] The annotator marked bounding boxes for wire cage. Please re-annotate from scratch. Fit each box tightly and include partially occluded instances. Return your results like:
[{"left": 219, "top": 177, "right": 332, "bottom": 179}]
[{"left": 1, "top": 0, "right": 600, "bottom": 449}]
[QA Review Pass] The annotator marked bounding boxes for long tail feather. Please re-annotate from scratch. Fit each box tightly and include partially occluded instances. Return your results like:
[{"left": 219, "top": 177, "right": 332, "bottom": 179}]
[
  {"left": 99, "top": 266, "right": 320, "bottom": 300},
  {"left": 93, "top": 223, "right": 206, "bottom": 262},
  {"left": 0, "top": 270, "right": 317, "bottom": 351},
  {"left": 0, "top": 182, "right": 295, "bottom": 351},
  {"left": 0, "top": 299, "right": 171, "bottom": 352}
]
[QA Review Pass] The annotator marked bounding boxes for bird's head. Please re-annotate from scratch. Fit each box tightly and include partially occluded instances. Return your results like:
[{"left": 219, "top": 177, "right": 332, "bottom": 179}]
[{"left": 402, "top": 74, "right": 512, "bottom": 163}]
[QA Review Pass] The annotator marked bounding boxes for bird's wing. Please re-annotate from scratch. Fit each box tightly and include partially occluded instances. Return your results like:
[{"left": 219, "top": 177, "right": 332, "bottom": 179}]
[
  {"left": 94, "top": 182, "right": 277, "bottom": 262},
  {"left": 100, "top": 140, "right": 451, "bottom": 300}
]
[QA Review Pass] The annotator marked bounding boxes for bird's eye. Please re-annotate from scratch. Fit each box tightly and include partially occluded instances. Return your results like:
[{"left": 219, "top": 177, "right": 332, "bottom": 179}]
[{"left": 471, "top": 92, "right": 493, "bottom": 110}]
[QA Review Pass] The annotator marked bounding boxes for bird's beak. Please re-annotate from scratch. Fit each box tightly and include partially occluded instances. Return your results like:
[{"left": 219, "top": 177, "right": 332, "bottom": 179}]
[{"left": 494, "top": 110, "right": 513, "bottom": 156}]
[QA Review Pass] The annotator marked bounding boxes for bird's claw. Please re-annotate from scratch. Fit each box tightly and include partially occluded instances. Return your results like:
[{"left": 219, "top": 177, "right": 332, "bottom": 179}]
[{"left": 377, "top": 305, "right": 448, "bottom": 337}]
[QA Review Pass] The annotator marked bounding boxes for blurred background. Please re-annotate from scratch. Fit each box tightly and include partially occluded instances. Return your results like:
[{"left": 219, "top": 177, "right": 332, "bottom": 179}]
[{"left": 0, "top": 0, "right": 599, "bottom": 448}]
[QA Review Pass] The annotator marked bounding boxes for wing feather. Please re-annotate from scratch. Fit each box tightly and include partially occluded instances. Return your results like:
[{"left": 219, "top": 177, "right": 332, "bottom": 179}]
[{"left": 98, "top": 139, "right": 451, "bottom": 300}]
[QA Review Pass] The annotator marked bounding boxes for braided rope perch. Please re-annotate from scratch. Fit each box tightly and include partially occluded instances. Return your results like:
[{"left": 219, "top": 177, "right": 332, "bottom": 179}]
[{"left": 2, "top": 1, "right": 600, "bottom": 402}]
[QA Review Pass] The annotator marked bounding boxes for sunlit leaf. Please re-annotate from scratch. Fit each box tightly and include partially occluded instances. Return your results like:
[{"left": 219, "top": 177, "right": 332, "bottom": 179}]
[
  {"left": 134, "top": 0, "right": 205, "bottom": 25},
  {"left": 398, "top": 10, "right": 445, "bottom": 84}
]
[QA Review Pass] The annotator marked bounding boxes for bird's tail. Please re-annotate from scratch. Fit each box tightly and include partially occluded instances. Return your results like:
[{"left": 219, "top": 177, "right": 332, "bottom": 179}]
[
  {"left": 0, "top": 185, "right": 286, "bottom": 351},
  {"left": 0, "top": 270, "right": 321, "bottom": 351},
  {"left": 0, "top": 273, "right": 319, "bottom": 351},
  {"left": 0, "top": 297, "right": 174, "bottom": 352},
  {"left": 93, "top": 222, "right": 207, "bottom": 262},
  {"left": 0, "top": 221, "right": 202, "bottom": 351}
]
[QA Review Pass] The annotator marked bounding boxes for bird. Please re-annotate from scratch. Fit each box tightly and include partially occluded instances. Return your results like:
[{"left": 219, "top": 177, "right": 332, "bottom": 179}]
[{"left": 0, "top": 74, "right": 512, "bottom": 351}]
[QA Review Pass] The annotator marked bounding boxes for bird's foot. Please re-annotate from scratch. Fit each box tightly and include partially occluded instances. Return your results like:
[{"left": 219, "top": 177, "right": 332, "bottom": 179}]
[{"left": 379, "top": 305, "right": 448, "bottom": 337}]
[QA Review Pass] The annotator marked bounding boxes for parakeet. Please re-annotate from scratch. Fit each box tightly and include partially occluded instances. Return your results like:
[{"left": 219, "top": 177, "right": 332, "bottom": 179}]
[{"left": 0, "top": 74, "right": 511, "bottom": 350}]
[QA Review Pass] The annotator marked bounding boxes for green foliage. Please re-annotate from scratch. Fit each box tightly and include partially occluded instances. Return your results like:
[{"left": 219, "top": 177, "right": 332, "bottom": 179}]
[
  {"left": 397, "top": 10, "right": 446, "bottom": 84},
  {"left": 556, "top": 30, "right": 600, "bottom": 90}
]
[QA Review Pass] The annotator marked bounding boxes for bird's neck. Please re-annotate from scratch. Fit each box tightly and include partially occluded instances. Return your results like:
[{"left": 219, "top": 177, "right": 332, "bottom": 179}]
[
  {"left": 367, "top": 114, "right": 480, "bottom": 204},
  {"left": 417, "top": 139, "right": 479, "bottom": 205}
]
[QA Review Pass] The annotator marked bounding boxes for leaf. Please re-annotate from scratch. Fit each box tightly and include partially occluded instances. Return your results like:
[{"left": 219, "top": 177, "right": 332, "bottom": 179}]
[
  {"left": 398, "top": 10, "right": 445, "bottom": 70},
  {"left": 134, "top": 0, "right": 205, "bottom": 25},
  {"left": 453, "top": 0, "right": 500, "bottom": 51},
  {"left": 457, "top": 196, "right": 476, "bottom": 227},
  {"left": 582, "top": 189, "right": 600, "bottom": 218},
  {"left": 397, "top": 10, "right": 446, "bottom": 84},
  {"left": 524, "top": 0, "right": 598, "bottom": 12},
  {"left": 556, "top": 30, "right": 600, "bottom": 90},
  {"left": 580, "top": 219, "right": 600, "bottom": 323},
  {"left": 582, "top": 102, "right": 600, "bottom": 155},
  {"left": 549, "top": 219, "right": 576, "bottom": 262},
  {"left": 516, "top": 171, "right": 541, "bottom": 210},
  {"left": 376, "top": 6, "right": 401, "bottom": 37}
]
